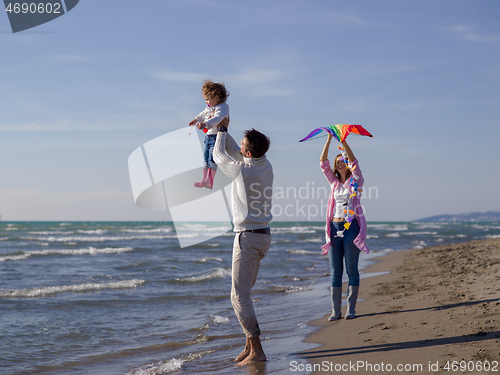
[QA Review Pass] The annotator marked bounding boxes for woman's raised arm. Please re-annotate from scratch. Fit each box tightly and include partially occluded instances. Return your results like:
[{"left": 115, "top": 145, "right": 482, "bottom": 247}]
[
  {"left": 341, "top": 140, "right": 355, "bottom": 162},
  {"left": 320, "top": 134, "right": 333, "bottom": 162}
]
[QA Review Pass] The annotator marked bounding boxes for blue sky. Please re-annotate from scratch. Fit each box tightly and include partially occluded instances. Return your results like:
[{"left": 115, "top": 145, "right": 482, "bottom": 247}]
[{"left": 0, "top": 0, "right": 499, "bottom": 221}]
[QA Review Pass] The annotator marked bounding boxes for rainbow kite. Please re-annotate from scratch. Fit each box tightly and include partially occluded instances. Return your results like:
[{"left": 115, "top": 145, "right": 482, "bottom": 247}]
[{"left": 299, "top": 124, "right": 373, "bottom": 143}]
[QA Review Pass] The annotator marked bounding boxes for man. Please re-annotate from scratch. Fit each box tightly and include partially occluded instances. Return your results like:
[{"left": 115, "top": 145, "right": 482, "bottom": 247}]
[{"left": 213, "top": 118, "right": 273, "bottom": 366}]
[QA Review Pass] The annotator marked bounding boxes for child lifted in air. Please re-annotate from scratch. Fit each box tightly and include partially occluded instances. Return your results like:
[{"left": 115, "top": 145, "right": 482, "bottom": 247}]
[{"left": 189, "top": 80, "right": 230, "bottom": 189}]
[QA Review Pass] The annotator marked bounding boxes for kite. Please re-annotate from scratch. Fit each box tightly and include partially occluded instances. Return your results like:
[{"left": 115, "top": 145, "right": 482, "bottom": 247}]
[{"left": 299, "top": 124, "right": 373, "bottom": 143}]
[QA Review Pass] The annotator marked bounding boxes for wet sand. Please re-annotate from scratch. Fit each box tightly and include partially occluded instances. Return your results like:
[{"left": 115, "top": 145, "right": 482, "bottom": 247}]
[{"left": 296, "top": 238, "right": 500, "bottom": 374}]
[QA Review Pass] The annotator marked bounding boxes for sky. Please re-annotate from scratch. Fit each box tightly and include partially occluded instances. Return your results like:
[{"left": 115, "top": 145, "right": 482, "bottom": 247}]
[{"left": 0, "top": 0, "right": 499, "bottom": 222}]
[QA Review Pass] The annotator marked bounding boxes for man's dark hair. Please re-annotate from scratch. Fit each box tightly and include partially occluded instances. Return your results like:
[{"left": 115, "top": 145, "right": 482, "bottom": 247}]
[{"left": 244, "top": 129, "right": 270, "bottom": 158}]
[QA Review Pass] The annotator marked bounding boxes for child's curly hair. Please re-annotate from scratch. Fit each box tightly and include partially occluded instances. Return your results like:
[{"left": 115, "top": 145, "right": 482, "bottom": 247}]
[{"left": 201, "top": 80, "right": 229, "bottom": 104}]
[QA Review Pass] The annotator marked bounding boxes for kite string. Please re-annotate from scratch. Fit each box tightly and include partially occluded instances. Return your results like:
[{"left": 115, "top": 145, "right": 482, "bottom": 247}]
[{"left": 335, "top": 143, "right": 361, "bottom": 238}]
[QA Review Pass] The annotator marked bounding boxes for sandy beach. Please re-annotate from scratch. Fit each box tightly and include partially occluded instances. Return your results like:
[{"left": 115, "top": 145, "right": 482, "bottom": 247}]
[{"left": 296, "top": 238, "right": 500, "bottom": 374}]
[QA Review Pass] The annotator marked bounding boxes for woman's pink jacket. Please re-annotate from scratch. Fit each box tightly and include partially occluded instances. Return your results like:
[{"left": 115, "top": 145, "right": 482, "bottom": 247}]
[{"left": 320, "top": 158, "right": 369, "bottom": 256}]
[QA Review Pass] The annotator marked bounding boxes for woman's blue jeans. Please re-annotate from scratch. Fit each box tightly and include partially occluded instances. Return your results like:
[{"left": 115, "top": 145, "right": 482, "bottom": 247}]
[{"left": 328, "top": 218, "right": 361, "bottom": 287}]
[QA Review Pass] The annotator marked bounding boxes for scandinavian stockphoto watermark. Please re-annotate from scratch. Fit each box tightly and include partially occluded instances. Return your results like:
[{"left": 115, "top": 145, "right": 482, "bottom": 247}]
[
  {"left": 249, "top": 181, "right": 378, "bottom": 221},
  {"left": 3, "top": 0, "right": 79, "bottom": 33}
]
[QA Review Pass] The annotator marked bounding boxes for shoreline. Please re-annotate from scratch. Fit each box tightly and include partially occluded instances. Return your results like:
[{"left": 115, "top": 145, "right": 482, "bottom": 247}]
[{"left": 295, "top": 238, "right": 500, "bottom": 374}]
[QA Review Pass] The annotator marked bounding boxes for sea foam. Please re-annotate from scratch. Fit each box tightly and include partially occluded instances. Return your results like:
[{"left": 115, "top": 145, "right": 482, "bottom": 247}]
[
  {"left": 0, "top": 279, "right": 145, "bottom": 298},
  {"left": 126, "top": 358, "right": 185, "bottom": 375},
  {"left": 176, "top": 268, "right": 231, "bottom": 282},
  {"left": 0, "top": 247, "right": 133, "bottom": 262},
  {"left": 126, "top": 352, "right": 208, "bottom": 375}
]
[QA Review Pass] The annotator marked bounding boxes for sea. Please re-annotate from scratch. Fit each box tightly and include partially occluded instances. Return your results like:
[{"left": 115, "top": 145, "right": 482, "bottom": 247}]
[{"left": 1, "top": 221, "right": 500, "bottom": 375}]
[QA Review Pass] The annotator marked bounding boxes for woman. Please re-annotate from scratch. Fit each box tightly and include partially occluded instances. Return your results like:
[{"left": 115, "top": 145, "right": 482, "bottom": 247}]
[{"left": 320, "top": 134, "right": 369, "bottom": 321}]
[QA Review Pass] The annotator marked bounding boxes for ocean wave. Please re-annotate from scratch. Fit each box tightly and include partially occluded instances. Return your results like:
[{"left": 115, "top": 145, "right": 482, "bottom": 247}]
[
  {"left": 0, "top": 279, "right": 145, "bottom": 298},
  {"left": 121, "top": 227, "right": 173, "bottom": 234},
  {"left": 412, "top": 240, "right": 427, "bottom": 249},
  {"left": 28, "top": 231, "right": 74, "bottom": 235},
  {"left": 287, "top": 249, "right": 318, "bottom": 255},
  {"left": 470, "top": 224, "right": 486, "bottom": 230},
  {"left": 176, "top": 224, "right": 232, "bottom": 233},
  {"left": 0, "top": 254, "right": 31, "bottom": 261},
  {"left": 210, "top": 315, "right": 230, "bottom": 324},
  {"left": 194, "top": 242, "right": 222, "bottom": 248},
  {"left": 368, "top": 223, "right": 392, "bottom": 230},
  {"left": 389, "top": 225, "right": 408, "bottom": 231},
  {"left": 20, "top": 235, "right": 179, "bottom": 242},
  {"left": 370, "top": 224, "right": 408, "bottom": 231},
  {"left": 386, "top": 233, "right": 400, "bottom": 238},
  {"left": 127, "top": 358, "right": 185, "bottom": 375},
  {"left": 200, "top": 226, "right": 233, "bottom": 233},
  {"left": 197, "top": 257, "right": 223, "bottom": 263},
  {"left": 271, "top": 285, "right": 313, "bottom": 293},
  {"left": 0, "top": 247, "right": 133, "bottom": 262},
  {"left": 77, "top": 230, "right": 108, "bottom": 235},
  {"left": 403, "top": 231, "right": 437, "bottom": 236},
  {"left": 483, "top": 225, "right": 500, "bottom": 230},
  {"left": 371, "top": 248, "right": 394, "bottom": 253},
  {"left": 179, "top": 224, "right": 212, "bottom": 230},
  {"left": 413, "top": 223, "right": 446, "bottom": 229},
  {"left": 271, "top": 226, "right": 319, "bottom": 234},
  {"left": 298, "top": 237, "right": 323, "bottom": 243},
  {"left": 176, "top": 268, "right": 231, "bottom": 282},
  {"left": 126, "top": 352, "right": 209, "bottom": 375}
]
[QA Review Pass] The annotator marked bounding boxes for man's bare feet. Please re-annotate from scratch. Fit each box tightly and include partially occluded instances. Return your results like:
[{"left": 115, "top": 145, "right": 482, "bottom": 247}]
[
  {"left": 234, "top": 337, "right": 266, "bottom": 366},
  {"left": 234, "top": 339, "right": 250, "bottom": 362},
  {"left": 235, "top": 351, "right": 266, "bottom": 366}
]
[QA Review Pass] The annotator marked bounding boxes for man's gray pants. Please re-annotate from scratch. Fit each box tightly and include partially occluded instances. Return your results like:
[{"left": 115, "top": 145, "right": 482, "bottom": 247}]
[{"left": 231, "top": 231, "right": 271, "bottom": 338}]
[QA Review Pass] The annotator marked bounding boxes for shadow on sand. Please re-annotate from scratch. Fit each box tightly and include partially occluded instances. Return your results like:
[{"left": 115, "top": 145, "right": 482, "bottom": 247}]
[{"left": 293, "top": 297, "right": 500, "bottom": 360}]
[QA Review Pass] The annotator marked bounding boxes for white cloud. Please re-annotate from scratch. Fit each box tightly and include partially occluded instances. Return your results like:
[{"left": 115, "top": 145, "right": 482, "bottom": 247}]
[
  {"left": 0, "top": 117, "right": 169, "bottom": 132},
  {"left": 448, "top": 25, "right": 500, "bottom": 42},
  {"left": 227, "top": 68, "right": 293, "bottom": 97},
  {"left": 325, "top": 10, "right": 387, "bottom": 29},
  {"left": 152, "top": 71, "right": 207, "bottom": 83},
  {"left": 152, "top": 67, "right": 293, "bottom": 98},
  {"left": 229, "top": 68, "right": 281, "bottom": 86}
]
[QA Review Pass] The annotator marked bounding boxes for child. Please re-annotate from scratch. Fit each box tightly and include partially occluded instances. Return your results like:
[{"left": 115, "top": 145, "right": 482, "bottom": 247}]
[{"left": 189, "top": 80, "right": 230, "bottom": 189}]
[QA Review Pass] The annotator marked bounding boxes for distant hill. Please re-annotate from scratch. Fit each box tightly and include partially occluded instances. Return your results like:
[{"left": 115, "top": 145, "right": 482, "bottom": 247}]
[{"left": 416, "top": 211, "right": 500, "bottom": 222}]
